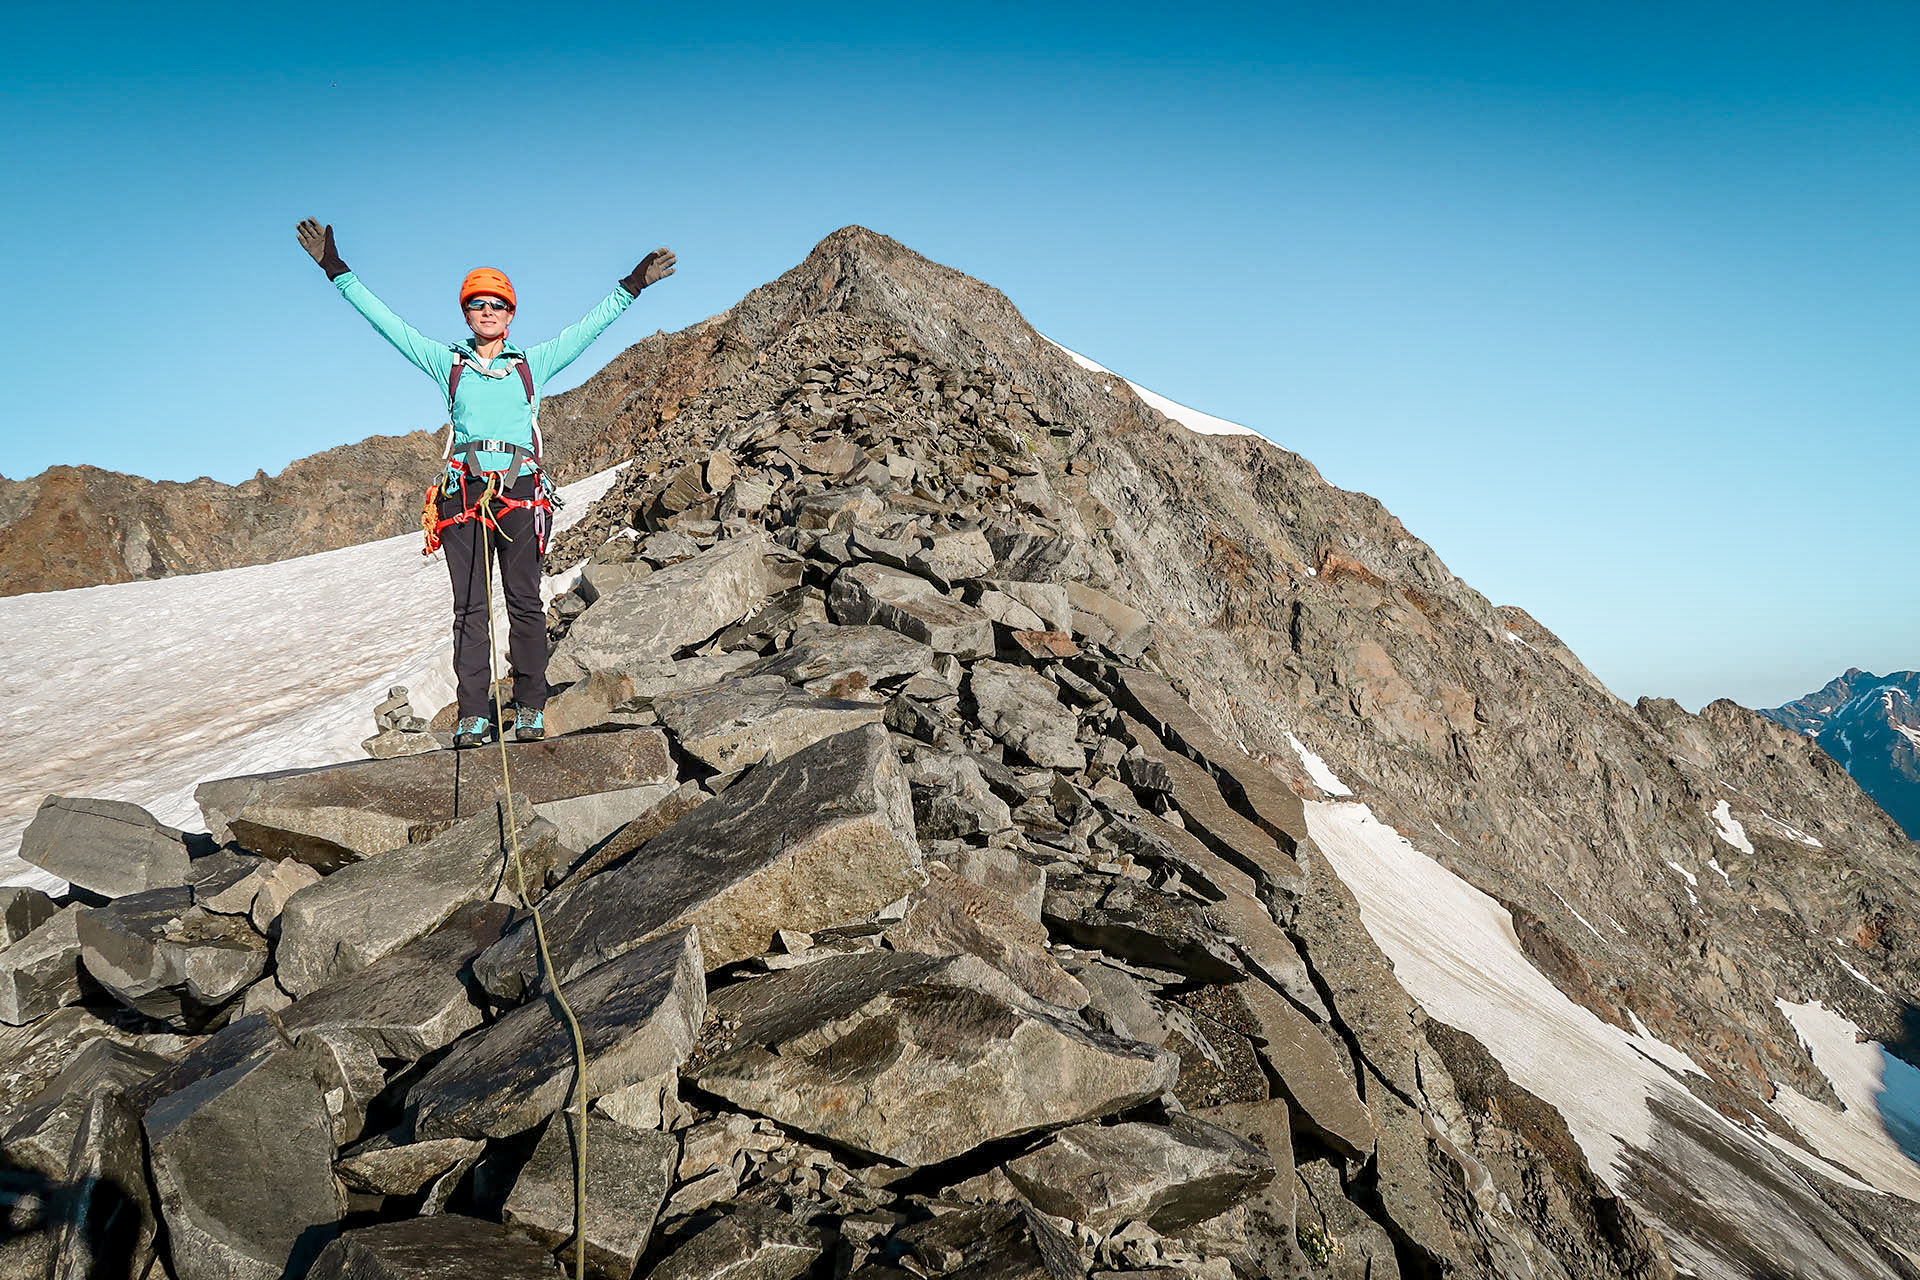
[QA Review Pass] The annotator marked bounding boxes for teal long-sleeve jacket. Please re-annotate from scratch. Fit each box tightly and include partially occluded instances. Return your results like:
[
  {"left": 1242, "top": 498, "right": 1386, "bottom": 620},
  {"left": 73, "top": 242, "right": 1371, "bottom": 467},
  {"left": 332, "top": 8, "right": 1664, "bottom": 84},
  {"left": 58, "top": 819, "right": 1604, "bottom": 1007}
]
[{"left": 332, "top": 271, "right": 638, "bottom": 476}]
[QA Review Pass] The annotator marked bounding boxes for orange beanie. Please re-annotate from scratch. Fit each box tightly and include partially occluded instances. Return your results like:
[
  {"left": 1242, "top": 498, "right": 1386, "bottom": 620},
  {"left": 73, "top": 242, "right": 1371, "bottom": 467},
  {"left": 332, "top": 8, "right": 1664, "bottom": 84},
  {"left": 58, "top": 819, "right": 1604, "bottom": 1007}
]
[{"left": 459, "top": 267, "right": 516, "bottom": 308}]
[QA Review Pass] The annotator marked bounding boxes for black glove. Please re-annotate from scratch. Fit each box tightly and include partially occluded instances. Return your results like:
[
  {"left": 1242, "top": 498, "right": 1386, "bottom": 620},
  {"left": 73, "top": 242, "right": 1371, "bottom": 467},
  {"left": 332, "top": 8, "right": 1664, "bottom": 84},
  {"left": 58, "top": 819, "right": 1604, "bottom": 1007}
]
[
  {"left": 620, "top": 247, "right": 677, "bottom": 296},
  {"left": 296, "top": 218, "right": 350, "bottom": 280}
]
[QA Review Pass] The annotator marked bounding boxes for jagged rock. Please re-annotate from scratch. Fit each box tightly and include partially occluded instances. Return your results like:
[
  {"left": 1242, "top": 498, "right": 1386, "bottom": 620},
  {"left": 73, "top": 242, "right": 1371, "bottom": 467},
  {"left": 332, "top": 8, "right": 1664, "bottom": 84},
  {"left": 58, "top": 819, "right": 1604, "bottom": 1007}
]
[
  {"left": 1113, "top": 671, "right": 1306, "bottom": 852},
  {"left": 559, "top": 780, "right": 710, "bottom": 887},
  {"left": 549, "top": 533, "right": 801, "bottom": 682},
  {"left": 828, "top": 561, "right": 995, "bottom": 658},
  {"left": 76, "top": 888, "right": 268, "bottom": 1027},
  {"left": 1193, "top": 1100, "right": 1305, "bottom": 1280},
  {"left": 280, "top": 901, "right": 512, "bottom": 1061},
  {"left": 1234, "top": 977, "right": 1375, "bottom": 1158},
  {"left": 974, "top": 587, "right": 1049, "bottom": 632},
  {"left": 307, "top": 1216, "right": 564, "bottom": 1279},
  {"left": 17, "top": 795, "right": 192, "bottom": 899},
  {"left": 654, "top": 675, "right": 885, "bottom": 771},
  {"left": 1072, "top": 958, "right": 1172, "bottom": 1046},
  {"left": 0, "top": 904, "right": 88, "bottom": 1024},
  {"left": 969, "top": 660, "right": 1087, "bottom": 770},
  {"left": 913, "top": 528, "right": 996, "bottom": 584},
  {"left": 642, "top": 1210, "right": 827, "bottom": 1280},
  {"left": 238, "top": 977, "right": 292, "bottom": 1018},
  {"left": 592, "top": 1070, "right": 685, "bottom": 1132},
  {"left": 195, "top": 728, "right": 673, "bottom": 870},
  {"left": 1122, "top": 716, "right": 1301, "bottom": 889},
  {"left": 503, "top": 1115, "right": 677, "bottom": 1277},
  {"left": 1, "top": 885, "right": 58, "bottom": 945},
  {"left": 543, "top": 653, "right": 759, "bottom": 737},
  {"left": 44, "top": 1087, "right": 158, "bottom": 1280},
  {"left": 745, "top": 623, "right": 937, "bottom": 693},
  {"left": 1043, "top": 875, "right": 1243, "bottom": 983},
  {"left": 989, "top": 580, "right": 1073, "bottom": 631},
  {"left": 1065, "top": 583, "right": 1153, "bottom": 658},
  {"left": 412, "top": 927, "right": 706, "bottom": 1140},
  {"left": 249, "top": 857, "right": 322, "bottom": 934},
  {"left": 909, "top": 753, "right": 1014, "bottom": 839},
  {"left": 580, "top": 557, "right": 652, "bottom": 602},
  {"left": 690, "top": 950, "right": 1178, "bottom": 1165},
  {"left": 476, "top": 724, "right": 921, "bottom": 999},
  {"left": 894, "top": 1201, "right": 1083, "bottom": 1280},
  {"left": 1005, "top": 1113, "right": 1274, "bottom": 1234},
  {"left": 985, "top": 528, "right": 1091, "bottom": 584},
  {"left": 946, "top": 844, "right": 1046, "bottom": 920},
  {"left": 144, "top": 1042, "right": 347, "bottom": 1280},
  {"left": 3, "top": 1038, "right": 174, "bottom": 1178},
  {"left": 363, "top": 727, "right": 443, "bottom": 759},
  {"left": 794, "top": 484, "right": 882, "bottom": 527},
  {"left": 336, "top": 1131, "right": 484, "bottom": 1196},
  {"left": 275, "top": 798, "right": 567, "bottom": 998},
  {"left": 883, "top": 862, "right": 1089, "bottom": 1009}
]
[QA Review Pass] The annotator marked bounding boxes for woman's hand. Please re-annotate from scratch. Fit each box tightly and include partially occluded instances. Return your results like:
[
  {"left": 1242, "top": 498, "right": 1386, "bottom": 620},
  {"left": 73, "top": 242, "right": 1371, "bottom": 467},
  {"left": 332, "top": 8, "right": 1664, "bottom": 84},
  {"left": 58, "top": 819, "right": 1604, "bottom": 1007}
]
[
  {"left": 621, "top": 248, "right": 677, "bottom": 295},
  {"left": 296, "top": 219, "right": 351, "bottom": 280}
]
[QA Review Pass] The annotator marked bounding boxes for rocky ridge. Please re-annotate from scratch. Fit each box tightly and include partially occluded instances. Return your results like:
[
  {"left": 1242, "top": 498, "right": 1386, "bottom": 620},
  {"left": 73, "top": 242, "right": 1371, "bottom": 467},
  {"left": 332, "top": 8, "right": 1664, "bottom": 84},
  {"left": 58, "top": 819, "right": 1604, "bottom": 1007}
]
[
  {"left": 2, "top": 227, "right": 1917, "bottom": 1280},
  {"left": 1762, "top": 669, "right": 1920, "bottom": 839}
]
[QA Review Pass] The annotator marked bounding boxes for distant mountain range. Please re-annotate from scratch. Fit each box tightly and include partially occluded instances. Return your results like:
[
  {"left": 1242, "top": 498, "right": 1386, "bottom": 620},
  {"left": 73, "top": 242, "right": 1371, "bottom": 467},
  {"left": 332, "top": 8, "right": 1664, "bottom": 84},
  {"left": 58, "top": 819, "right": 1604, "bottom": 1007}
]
[{"left": 1764, "top": 668, "right": 1920, "bottom": 838}]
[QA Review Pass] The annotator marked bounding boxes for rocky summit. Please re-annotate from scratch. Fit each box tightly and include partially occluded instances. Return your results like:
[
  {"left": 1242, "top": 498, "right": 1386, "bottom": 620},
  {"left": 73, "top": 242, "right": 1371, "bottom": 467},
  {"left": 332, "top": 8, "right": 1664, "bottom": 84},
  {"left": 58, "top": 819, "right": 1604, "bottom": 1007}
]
[
  {"left": 1762, "top": 668, "right": 1920, "bottom": 839},
  {"left": 2, "top": 227, "right": 1918, "bottom": 1280}
]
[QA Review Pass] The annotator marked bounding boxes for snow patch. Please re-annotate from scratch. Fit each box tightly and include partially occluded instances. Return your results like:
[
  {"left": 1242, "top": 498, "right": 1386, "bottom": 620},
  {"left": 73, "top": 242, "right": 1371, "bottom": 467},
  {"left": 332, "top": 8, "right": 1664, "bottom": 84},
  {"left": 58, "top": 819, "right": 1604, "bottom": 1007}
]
[
  {"left": 1831, "top": 945, "right": 1888, "bottom": 997},
  {"left": 1042, "top": 338, "right": 1259, "bottom": 437},
  {"left": 1763, "top": 813, "right": 1823, "bottom": 848},
  {"left": 1285, "top": 731, "right": 1352, "bottom": 796},
  {"left": 1548, "top": 885, "right": 1607, "bottom": 941},
  {"left": 0, "top": 465, "right": 625, "bottom": 890},
  {"left": 1898, "top": 725, "right": 1920, "bottom": 751},
  {"left": 1711, "top": 800, "right": 1755, "bottom": 855},
  {"left": 1706, "top": 857, "right": 1732, "bottom": 885},
  {"left": 1666, "top": 860, "right": 1699, "bottom": 888},
  {"left": 1772, "top": 1000, "right": 1920, "bottom": 1201}
]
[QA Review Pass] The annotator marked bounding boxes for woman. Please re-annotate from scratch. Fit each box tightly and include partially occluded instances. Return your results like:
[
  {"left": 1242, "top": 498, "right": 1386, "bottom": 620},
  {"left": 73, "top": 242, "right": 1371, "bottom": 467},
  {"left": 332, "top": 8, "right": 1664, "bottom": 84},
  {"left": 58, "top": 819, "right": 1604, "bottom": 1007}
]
[{"left": 295, "top": 218, "right": 675, "bottom": 747}]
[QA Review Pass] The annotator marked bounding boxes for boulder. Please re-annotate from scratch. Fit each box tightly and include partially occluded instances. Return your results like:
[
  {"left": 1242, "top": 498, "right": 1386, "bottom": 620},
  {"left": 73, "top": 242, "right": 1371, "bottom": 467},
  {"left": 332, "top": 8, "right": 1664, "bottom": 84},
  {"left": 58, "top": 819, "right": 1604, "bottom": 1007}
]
[
  {"left": 1235, "top": 977, "right": 1375, "bottom": 1158},
  {"left": 973, "top": 588, "right": 1048, "bottom": 632},
  {"left": 249, "top": 857, "right": 322, "bottom": 934},
  {"left": 969, "top": 661, "right": 1086, "bottom": 770},
  {"left": 988, "top": 580, "right": 1073, "bottom": 631},
  {"left": 1004, "top": 1113, "right": 1274, "bottom": 1234},
  {"left": 828, "top": 562, "right": 994, "bottom": 659},
  {"left": 275, "top": 798, "right": 568, "bottom": 998},
  {"left": 909, "top": 753, "right": 1014, "bottom": 840},
  {"left": 307, "top": 1217, "right": 564, "bottom": 1280},
  {"left": 654, "top": 676, "right": 885, "bottom": 772},
  {"left": 643, "top": 1210, "right": 828, "bottom": 1280},
  {"left": 549, "top": 534, "right": 801, "bottom": 683},
  {"left": 542, "top": 654, "right": 759, "bottom": 738},
  {"left": 279, "top": 901, "right": 513, "bottom": 1062},
  {"left": 503, "top": 1115, "right": 677, "bottom": 1277},
  {"left": 18, "top": 795, "right": 192, "bottom": 899},
  {"left": 1122, "top": 716, "right": 1301, "bottom": 887},
  {"left": 411, "top": 927, "right": 706, "bottom": 1140},
  {"left": 335, "top": 1131, "right": 484, "bottom": 1197},
  {"left": 0, "top": 885, "right": 58, "bottom": 945},
  {"left": 45, "top": 1087, "right": 158, "bottom": 1280},
  {"left": 690, "top": 950, "right": 1178, "bottom": 1166},
  {"left": 1043, "top": 875, "right": 1244, "bottom": 984},
  {"left": 76, "top": 888, "right": 268, "bottom": 1028},
  {"left": 3, "top": 1038, "right": 174, "bottom": 1178},
  {"left": 144, "top": 1042, "right": 347, "bottom": 1280},
  {"left": 1194, "top": 1100, "right": 1302, "bottom": 1276},
  {"left": 883, "top": 863, "right": 1089, "bottom": 1009},
  {"left": 1064, "top": 583, "right": 1153, "bottom": 658},
  {"left": 744, "top": 623, "right": 937, "bottom": 693},
  {"left": 476, "top": 724, "right": 921, "bottom": 999},
  {"left": 912, "top": 528, "right": 996, "bottom": 584},
  {"left": 0, "top": 905, "right": 88, "bottom": 1025},
  {"left": 894, "top": 1201, "right": 1083, "bottom": 1280},
  {"left": 196, "top": 728, "right": 673, "bottom": 871}
]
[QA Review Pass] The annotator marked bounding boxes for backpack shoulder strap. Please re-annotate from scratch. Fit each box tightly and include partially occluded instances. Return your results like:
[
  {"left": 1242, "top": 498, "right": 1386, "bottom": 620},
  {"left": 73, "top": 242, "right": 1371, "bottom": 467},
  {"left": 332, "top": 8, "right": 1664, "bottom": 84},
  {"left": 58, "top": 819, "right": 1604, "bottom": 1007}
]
[
  {"left": 512, "top": 356, "right": 534, "bottom": 403},
  {"left": 446, "top": 349, "right": 467, "bottom": 411}
]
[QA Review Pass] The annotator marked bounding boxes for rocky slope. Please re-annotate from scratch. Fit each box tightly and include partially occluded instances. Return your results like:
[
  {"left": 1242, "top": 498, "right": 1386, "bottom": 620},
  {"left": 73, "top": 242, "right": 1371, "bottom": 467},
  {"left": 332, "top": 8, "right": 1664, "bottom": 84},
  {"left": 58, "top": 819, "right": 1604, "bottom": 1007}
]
[
  {"left": 1762, "top": 670, "right": 1920, "bottom": 838},
  {"left": 1, "top": 227, "right": 1916, "bottom": 1280}
]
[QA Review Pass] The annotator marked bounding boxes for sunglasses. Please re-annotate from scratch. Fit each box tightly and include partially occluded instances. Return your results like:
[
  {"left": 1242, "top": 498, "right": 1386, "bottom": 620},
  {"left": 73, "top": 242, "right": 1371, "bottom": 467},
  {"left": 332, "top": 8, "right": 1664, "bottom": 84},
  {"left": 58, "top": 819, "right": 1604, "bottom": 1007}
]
[{"left": 465, "top": 298, "right": 513, "bottom": 313}]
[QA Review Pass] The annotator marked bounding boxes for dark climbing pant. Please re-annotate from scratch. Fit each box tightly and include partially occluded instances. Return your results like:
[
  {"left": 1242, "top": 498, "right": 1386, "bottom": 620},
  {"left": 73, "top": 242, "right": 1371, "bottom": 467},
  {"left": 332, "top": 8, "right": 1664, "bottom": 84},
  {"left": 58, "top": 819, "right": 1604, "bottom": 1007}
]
[{"left": 439, "top": 472, "right": 547, "bottom": 720}]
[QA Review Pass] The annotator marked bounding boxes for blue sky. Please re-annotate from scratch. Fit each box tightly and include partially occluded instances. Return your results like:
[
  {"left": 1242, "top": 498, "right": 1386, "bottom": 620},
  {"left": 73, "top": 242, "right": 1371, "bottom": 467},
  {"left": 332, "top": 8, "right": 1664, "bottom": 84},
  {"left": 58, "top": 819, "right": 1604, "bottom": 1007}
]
[{"left": 5, "top": 1, "right": 1915, "bottom": 711}]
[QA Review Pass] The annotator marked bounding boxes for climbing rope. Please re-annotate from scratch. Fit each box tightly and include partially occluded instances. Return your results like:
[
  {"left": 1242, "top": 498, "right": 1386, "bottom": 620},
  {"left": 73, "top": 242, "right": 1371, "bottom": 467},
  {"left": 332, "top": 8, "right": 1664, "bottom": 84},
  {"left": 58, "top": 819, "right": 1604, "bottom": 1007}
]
[{"left": 475, "top": 475, "right": 592, "bottom": 1280}]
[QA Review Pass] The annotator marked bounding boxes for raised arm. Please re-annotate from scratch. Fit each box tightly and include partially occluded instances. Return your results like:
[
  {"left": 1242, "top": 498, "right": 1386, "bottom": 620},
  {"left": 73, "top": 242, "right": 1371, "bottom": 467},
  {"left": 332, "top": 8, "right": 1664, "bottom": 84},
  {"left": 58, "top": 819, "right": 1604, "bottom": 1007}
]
[
  {"left": 525, "top": 248, "right": 677, "bottom": 385},
  {"left": 296, "top": 219, "right": 454, "bottom": 382}
]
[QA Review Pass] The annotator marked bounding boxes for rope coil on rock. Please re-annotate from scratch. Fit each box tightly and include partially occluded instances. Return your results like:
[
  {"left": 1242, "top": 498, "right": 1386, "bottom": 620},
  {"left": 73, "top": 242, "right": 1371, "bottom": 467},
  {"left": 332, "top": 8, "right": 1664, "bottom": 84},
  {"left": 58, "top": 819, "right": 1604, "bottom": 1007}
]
[{"left": 476, "top": 475, "right": 592, "bottom": 1280}]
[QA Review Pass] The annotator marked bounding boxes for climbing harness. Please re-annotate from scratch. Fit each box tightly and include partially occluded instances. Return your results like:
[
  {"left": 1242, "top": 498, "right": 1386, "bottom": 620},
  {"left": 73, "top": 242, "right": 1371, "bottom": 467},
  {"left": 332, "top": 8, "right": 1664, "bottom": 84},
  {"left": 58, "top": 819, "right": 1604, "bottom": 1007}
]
[
  {"left": 419, "top": 350, "right": 563, "bottom": 558},
  {"left": 475, "top": 482, "right": 592, "bottom": 1280}
]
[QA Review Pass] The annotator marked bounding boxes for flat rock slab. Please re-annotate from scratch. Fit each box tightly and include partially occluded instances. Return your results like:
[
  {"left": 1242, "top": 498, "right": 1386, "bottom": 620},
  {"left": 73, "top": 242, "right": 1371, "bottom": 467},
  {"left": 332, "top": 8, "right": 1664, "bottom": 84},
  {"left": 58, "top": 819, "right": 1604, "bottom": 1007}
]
[
  {"left": 275, "top": 799, "right": 567, "bottom": 998},
  {"left": 1115, "top": 670, "right": 1308, "bottom": 852},
  {"left": 280, "top": 901, "right": 514, "bottom": 1062},
  {"left": 655, "top": 675, "right": 885, "bottom": 772},
  {"left": 550, "top": 533, "right": 798, "bottom": 683},
  {"left": 544, "top": 654, "right": 759, "bottom": 737},
  {"left": 1065, "top": 583, "right": 1153, "bottom": 658},
  {"left": 336, "top": 1133, "right": 485, "bottom": 1196},
  {"left": 1004, "top": 1112, "right": 1274, "bottom": 1234},
  {"left": 829, "top": 562, "right": 994, "bottom": 659},
  {"left": 690, "top": 950, "right": 1178, "bottom": 1166},
  {"left": 411, "top": 927, "right": 706, "bottom": 1140},
  {"left": 196, "top": 729, "right": 674, "bottom": 870},
  {"left": 969, "top": 661, "right": 1086, "bottom": 770},
  {"left": 476, "top": 724, "right": 921, "bottom": 1000},
  {"left": 308, "top": 1217, "right": 563, "bottom": 1280},
  {"left": 18, "top": 795, "right": 193, "bottom": 900},
  {"left": 745, "top": 624, "right": 936, "bottom": 693},
  {"left": 0, "top": 905, "right": 88, "bottom": 1025},
  {"left": 895, "top": 1201, "right": 1083, "bottom": 1280},
  {"left": 1194, "top": 1100, "right": 1299, "bottom": 1261},
  {"left": 145, "top": 1042, "right": 347, "bottom": 1280},
  {"left": 644, "top": 1210, "right": 827, "bottom": 1280},
  {"left": 1236, "top": 977, "right": 1375, "bottom": 1158},
  {"left": 883, "top": 862, "right": 1089, "bottom": 1009},
  {"left": 77, "top": 888, "right": 267, "bottom": 1028},
  {"left": 1042, "top": 874, "right": 1244, "bottom": 984},
  {"left": 504, "top": 1116, "right": 677, "bottom": 1277},
  {"left": 1122, "top": 715, "right": 1300, "bottom": 889}
]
